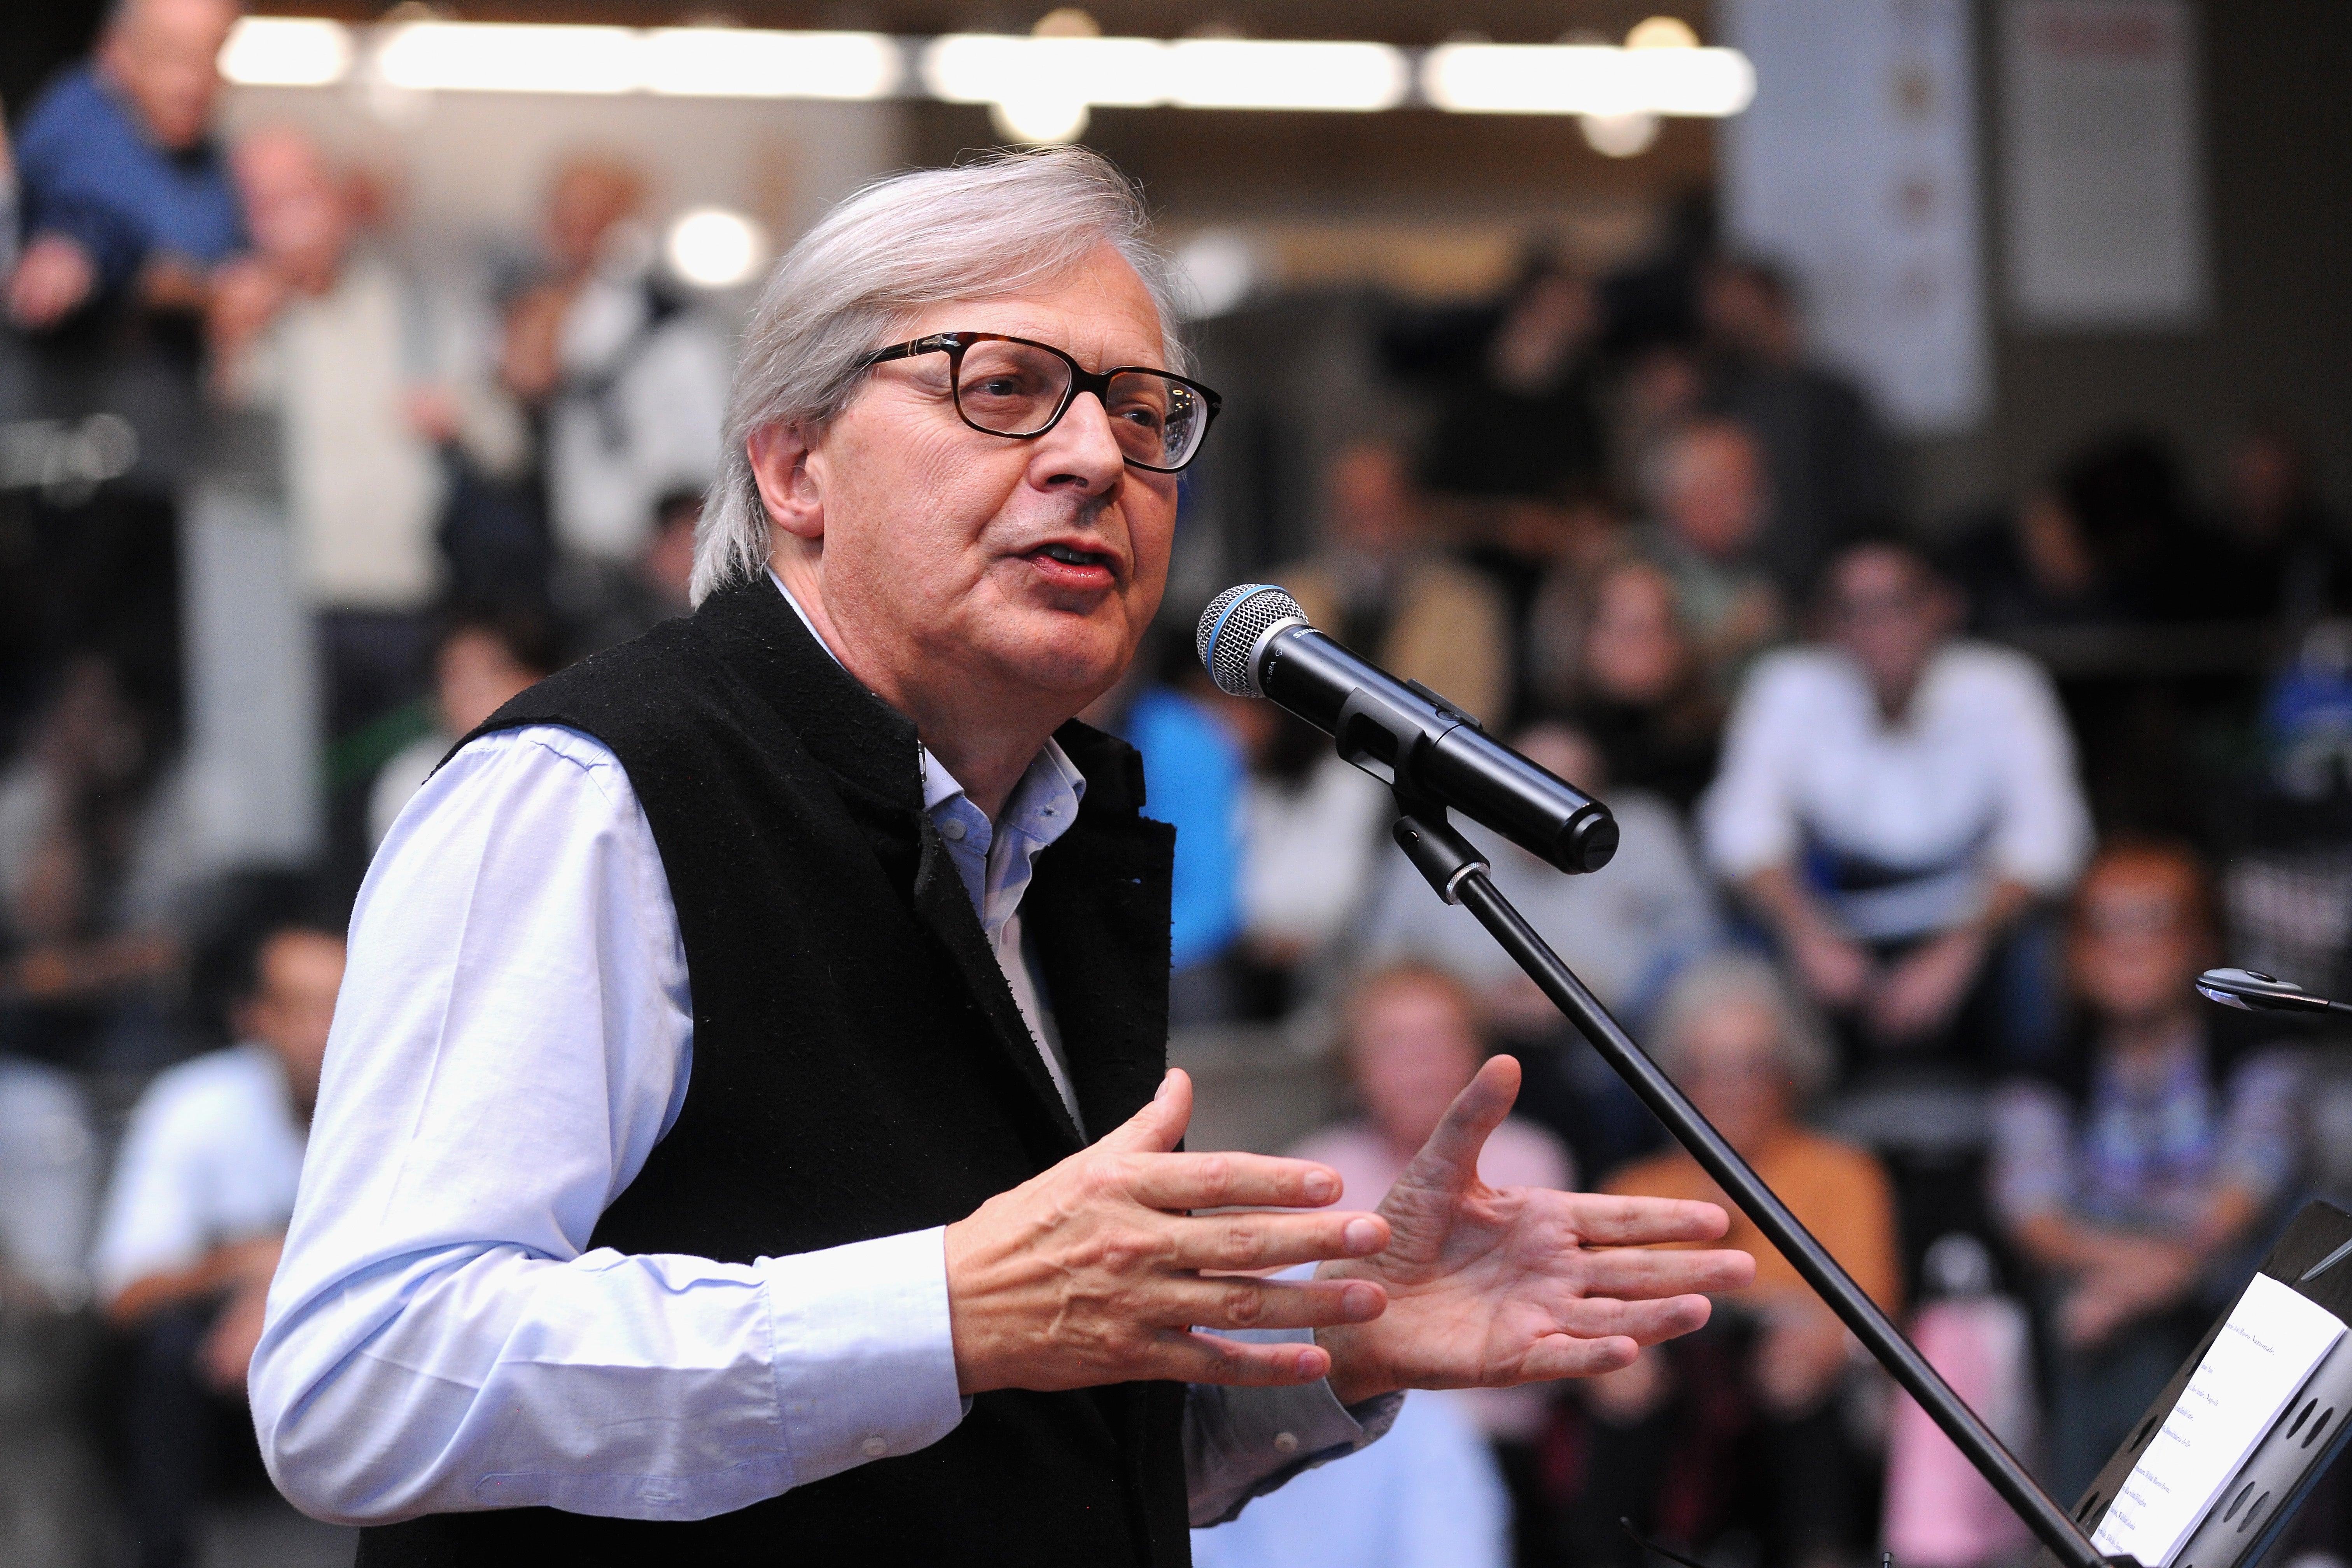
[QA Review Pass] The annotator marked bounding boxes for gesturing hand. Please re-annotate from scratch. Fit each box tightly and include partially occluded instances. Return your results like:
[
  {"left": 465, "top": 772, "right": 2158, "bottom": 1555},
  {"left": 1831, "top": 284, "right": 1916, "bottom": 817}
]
[
  {"left": 1313, "top": 1055, "right": 1756, "bottom": 1406},
  {"left": 944, "top": 1069, "right": 1394, "bottom": 1396}
]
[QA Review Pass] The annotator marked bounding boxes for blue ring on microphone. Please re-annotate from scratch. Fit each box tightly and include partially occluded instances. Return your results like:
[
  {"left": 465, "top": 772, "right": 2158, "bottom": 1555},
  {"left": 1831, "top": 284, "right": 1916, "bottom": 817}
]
[{"left": 1205, "top": 583, "right": 1280, "bottom": 674}]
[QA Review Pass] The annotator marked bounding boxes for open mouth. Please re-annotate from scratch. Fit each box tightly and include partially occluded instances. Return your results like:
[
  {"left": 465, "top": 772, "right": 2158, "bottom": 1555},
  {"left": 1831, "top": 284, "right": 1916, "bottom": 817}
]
[{"left": 1032, "top": 542, "right": 1115, "bottom": 572}]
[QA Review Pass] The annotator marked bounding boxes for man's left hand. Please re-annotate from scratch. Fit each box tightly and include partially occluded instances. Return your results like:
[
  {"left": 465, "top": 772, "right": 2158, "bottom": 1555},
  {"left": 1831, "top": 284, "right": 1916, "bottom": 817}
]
[{"left": 1312, "top": 1056, "right": 1754, "bottom": 1406}]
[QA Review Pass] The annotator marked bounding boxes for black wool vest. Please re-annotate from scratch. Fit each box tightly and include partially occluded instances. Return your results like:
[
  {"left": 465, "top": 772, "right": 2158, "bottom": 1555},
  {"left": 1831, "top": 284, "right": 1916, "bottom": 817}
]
[{"left": 357, "top": 581, "right": 1190, "bottom": 1568}]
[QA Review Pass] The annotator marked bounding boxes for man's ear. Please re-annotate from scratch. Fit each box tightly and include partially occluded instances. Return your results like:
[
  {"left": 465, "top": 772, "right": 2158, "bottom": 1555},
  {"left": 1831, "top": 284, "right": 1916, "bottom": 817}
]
[{"left": 747, "top": 422, "right": 823, "bottom": 543}]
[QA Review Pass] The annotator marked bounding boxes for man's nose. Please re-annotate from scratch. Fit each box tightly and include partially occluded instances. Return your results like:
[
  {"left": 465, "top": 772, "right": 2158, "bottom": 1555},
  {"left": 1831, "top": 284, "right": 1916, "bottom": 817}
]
[{"left": 1031, "top": 391, "right": 1127, "bottom": 492}]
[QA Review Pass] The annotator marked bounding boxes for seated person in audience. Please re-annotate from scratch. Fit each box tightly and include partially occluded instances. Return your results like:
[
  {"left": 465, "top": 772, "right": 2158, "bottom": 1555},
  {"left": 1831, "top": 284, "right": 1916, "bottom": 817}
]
[
  {"left": 1190, "top": 1385, "right": 1510, "bottom": 1568},
  {"left": 1990, "top": 841, "right": 2302, "bottom": 1501},
  {"left": 1291, "top": 962, "right": 1573, "bottom": 1549},
  {"left": 1633, "top": 418, "right": 1785, "bottom": 691},
  {"left": 1528, "top": 554, "right": 1726, "bottom": 814},
  {"left": 1703, "top": 537, "right": 2091, "bottom": 1066},
  {"left": 1358, "top": 722, "right": 1719, "bottom": 1175},
  {"left": 569, "top": 488, "right": 704, "bottom": 655},
  {"left": 1274, "top": 440, "right": 1514, "bottom": 725},
  {"left": 366, "top": 612, "right": 560, "bottom": 849},
  {"left": 88, "top": 919, "right": 344, "bottom": 1568},
  {"left": 7, "top": 0, "right": 243, "bottom": 330},
  {"left": 1557, "top": 956, "right": 1898, "bottom": 1568}
]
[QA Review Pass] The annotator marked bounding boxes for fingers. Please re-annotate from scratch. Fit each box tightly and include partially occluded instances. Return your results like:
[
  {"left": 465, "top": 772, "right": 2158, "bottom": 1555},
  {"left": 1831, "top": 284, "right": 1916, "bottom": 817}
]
[
  {"left": 1122, "top": 1149, "right": 1348, "bottom": 1211},
  {"left": 1561, "top": 1192, "right": 1734, "bottom": 1248},
  {"left": 1094, "top": 1069, "right": 1193, "bottom": 1156},
  {"left": 1518, "top": 1334, "right": 1642, "bottom": 1381},
  {"left": 1165, "top": 1274, "right": 1389, "bottom": 1334},
  {"left": 1162, "top": 1209, "right": 1391, "bottom": 1273},
  {"left": 1573, "top": 1244, "right": 1757, "bottom": 1300},
  {"left": 1149, "top": 1328, "right": 1335, "bottom": 1388},
  {"left": 1393, "top": 1055, "right": 1521, "bottom": 1197},
  {"left": 1548, "top": 1291, "right": 1717, "bottom": 1346}
]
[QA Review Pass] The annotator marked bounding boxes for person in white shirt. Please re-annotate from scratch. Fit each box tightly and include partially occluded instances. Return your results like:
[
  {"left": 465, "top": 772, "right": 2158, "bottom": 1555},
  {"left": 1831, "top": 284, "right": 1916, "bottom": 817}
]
[
  {"left": 249, "top": 148, "right": 1752, "bottom": 1561},
  {"left": 90, "top": 919, "right": 342, "bottom": 1568},
  {"left": 1702, "top": 537, "right": 2092, "bottom": 1060}
]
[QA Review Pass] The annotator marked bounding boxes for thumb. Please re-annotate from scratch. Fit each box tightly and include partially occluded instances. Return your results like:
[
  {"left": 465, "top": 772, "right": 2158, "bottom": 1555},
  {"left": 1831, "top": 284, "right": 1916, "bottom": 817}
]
[
  {"left": 1095, "top": 1068, "right": 1192, "bottom": 1154},
  {"left": 1396, "top": 1054, "right": 1519, "bottom": 1197}
]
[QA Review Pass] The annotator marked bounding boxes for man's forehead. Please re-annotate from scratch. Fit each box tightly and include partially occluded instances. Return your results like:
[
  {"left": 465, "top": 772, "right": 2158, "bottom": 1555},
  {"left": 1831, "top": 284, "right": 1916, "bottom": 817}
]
[{"left": 900, "top": 259, "right": 1169, "bottom": 367}]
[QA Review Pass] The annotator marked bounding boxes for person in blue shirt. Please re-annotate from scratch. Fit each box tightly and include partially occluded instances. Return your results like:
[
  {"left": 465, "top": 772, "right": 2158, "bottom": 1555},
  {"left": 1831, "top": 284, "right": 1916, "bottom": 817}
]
[{"left": 8, "top": 0, "right": 243, "bottom": 330}]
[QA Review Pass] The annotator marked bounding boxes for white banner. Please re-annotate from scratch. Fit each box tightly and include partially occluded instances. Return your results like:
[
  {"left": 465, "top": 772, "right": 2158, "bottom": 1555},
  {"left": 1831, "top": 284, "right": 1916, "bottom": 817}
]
[{"left": 1719, "top": 0, "right": 1990, "bottom": 434}]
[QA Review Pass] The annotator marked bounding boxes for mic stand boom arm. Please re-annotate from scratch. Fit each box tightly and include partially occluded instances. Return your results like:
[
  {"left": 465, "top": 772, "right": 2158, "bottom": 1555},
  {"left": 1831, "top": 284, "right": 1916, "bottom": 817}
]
[{"left": 1385, "top": 798, "right": 2114, "bottom": 1568}]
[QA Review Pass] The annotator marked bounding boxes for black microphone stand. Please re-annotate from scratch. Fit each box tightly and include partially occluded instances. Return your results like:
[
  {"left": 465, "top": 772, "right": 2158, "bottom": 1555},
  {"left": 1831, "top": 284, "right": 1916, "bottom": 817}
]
[{"left": 1382, "top": 792, "right": 2114, "bottom": 1568}]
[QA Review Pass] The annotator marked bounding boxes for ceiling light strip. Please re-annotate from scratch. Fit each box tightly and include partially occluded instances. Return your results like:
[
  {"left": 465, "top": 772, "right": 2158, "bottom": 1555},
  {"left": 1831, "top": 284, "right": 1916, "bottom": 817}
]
[{"left": 219, "top": 16, "right": 1752, "bottom": 118}]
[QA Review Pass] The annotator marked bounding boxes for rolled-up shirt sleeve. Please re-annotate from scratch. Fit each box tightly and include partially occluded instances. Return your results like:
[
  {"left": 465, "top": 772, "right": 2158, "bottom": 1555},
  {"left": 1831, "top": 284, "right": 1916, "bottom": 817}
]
[
  {"left": 1699, "top": 653, "right": 1811, "bottom": 883},
  {"left": 1982, "top": 658, "right": 2093, "bottom": 896},
  {"left": 250, "top": 728, "right": 966, "bottom": 1524}
]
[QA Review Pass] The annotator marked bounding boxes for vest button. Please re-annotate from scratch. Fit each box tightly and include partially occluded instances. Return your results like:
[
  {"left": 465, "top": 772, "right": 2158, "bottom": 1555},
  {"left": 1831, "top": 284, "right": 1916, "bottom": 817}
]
[
  {"left": 1272, "top": 1431, "right": 1298, "bottom": 1454},
  {"left": 862, "top": 1435, "right": 889, "bottom": 1458}
]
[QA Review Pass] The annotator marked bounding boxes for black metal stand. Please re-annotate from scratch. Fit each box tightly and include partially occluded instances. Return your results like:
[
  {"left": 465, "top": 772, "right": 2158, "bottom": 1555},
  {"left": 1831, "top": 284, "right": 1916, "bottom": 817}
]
[{"left": 1386, "top": 802, "right": 2114, "bottom": 1568}]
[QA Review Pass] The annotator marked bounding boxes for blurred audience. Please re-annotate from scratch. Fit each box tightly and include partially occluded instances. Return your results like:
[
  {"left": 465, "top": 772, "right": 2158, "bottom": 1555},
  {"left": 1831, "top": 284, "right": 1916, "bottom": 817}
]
[
  {"left": 1415, "top": 252, "right": 1609, "bottom": 509},
  {"left": 569, "top": 486, "right": 703, "bottom": 656},
  {"left": 89, "top": 916, "right": 343, "bottom": 1568},
  {"left": 1704, "top": 539, "right": 2091, "bottom": 1067},
  {"left": 1698, "top": 258, "right": 1898, "bottom": 601},
  {"left": 6, "top": 0, "right": 242, "bottom": 332},
  {"left": 1990, "top": 841, "right": 2303, "bottom": 1500},
  {"left": 1528, "top": 555, "right": 1725, "bottom": 814},
  {"left": 367, "top": 612, "right": 561, "bottom": 849},
  {"left": 501, "top": 155, "right": 730, "bottom": 590},
  {"left": 0, "top": 655, "right": 187, "bottom": 1068},
  {"left": 1274, "top": 440, "right": 1512, "bottom": 724},
  {"left": 1634, "top": 417, "right": 1784, "bottom": 690},
  {"left": 215, "top": 126, "right": 528, "bottom": 737},
  {"left": 1558, "top": 956, "right": 1898, "bottom": 1568},
  {"left": 2204, "top": 423, "right": 2348, "bottom": 628}
]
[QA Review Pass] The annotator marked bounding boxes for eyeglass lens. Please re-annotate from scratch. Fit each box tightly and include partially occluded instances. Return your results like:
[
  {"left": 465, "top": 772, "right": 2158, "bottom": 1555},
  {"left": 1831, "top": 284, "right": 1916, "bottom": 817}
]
[{"left": 953, "top": 339, "right": 1207, "bottom": 470}]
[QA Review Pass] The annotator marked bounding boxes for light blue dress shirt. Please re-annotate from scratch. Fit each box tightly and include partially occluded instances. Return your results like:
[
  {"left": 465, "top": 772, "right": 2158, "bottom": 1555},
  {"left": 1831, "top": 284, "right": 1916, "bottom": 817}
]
[{"left": 250, "top": 579, "right": 1394, "bottom": 1527}]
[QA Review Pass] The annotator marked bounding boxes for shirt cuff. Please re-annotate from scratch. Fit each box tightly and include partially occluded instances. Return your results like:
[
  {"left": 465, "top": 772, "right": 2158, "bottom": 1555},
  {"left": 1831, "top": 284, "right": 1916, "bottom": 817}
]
[
  {"left": 1182, "top": 1326, "right": 1404, "bottom": 1528},
  {"left": 760, "top": 1226, "right": 966, "bottom": 1489}
]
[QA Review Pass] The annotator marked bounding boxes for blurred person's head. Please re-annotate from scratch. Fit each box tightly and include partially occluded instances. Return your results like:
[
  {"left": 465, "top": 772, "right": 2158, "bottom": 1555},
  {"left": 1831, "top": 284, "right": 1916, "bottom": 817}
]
[
  {"left": 232, "top": 126, "right": 351, "bottom": 294},
  {"left": 97, "top": 0, "right": 237, "bottom": 152},
  {"left": 233, "top": 924, "right": 345, "bottom": 1116},
  {"left": 1489, "top": 254, "right": 1597, "bottom": 394},
  {"left": 544, "top": 156, "right": 646, "bottom": 277},
  {"left": 2054, "top": 429, "right": 2191, "bottom": 565},
  {"left": 1820, "top": 538, "right": 1959, "bottom": 718},
  {"left": 1321, "top": 441, "right": 1422, "bottom": 558},
  {"left": 2225, "top": 425, "right": 2320, "bottom": 541},
  {"left": 433, "top": 614, "right": 558, "bottom": 737},
  {"left": 1512, "top": 721, "right": 1606, "bottom": 797},
  {"left": 1344, "top": 963, "right": 1487, "bottom": 1156},
  {"left": 1701, "top": 258, "right": 1802, "bottom": 366},
  {"left": 1647, "top": 419, "right": 1768, "bottom": 563},
  {"left": 2069, "top": 841, "right": 2212, "bottom": 1033},
  {"left": 642, "top": 490, "right": 703, "bottom": 611},
  {"left": 1582, "top": 558, "right": 1696, "bottom": 707},
  {"left": 1652, "top": 954, "right": 1831, "bottom": 1154}
]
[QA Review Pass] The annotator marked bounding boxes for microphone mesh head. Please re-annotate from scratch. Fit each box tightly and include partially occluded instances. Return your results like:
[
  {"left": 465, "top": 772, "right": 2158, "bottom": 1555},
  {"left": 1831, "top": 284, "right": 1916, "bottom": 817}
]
[{"left": 1197, "top": 583, "right": 1307, "bottom": 697}]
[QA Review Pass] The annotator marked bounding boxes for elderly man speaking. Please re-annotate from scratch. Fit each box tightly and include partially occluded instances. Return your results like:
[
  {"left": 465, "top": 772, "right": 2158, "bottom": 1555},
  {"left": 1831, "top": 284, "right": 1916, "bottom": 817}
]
[{"left": 250, "top": 150, "right": 1751, "bottom": 1564}]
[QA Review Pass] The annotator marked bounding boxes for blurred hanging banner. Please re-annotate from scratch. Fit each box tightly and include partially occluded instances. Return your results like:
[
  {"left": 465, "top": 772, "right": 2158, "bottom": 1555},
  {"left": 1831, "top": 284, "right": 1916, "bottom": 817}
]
[
  {"left": 2001, "top": 0, "right": 2207, "bottom": 330},
  {"left": 1718, "top": 0, "right": 1990, "bottom": 435}
]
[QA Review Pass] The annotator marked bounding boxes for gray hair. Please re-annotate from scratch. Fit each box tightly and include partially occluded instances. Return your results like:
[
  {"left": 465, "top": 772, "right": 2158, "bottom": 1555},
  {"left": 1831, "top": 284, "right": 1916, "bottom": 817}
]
[
  {"left": 691, "top": 147, "right": 1187, "bottom": 605},
  {"left": 1649, "top": 952, "right": 1834, "bottom": 1104}
]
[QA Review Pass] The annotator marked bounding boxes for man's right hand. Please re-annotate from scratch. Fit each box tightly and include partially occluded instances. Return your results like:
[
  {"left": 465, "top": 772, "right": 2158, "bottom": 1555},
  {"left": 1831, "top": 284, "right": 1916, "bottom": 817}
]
[
  {"left": 944, "top": 1069, "right": 1393, "bottom": 1395},
  {"left": 7, "top": 235, "right": 96, "bottom": 328}
]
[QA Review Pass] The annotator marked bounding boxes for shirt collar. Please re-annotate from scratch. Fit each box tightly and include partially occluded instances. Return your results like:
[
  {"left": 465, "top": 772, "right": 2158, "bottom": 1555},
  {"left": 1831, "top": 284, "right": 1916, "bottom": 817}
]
[{"left": 764, "top": 570, "right": 1086, "bottom": 837}]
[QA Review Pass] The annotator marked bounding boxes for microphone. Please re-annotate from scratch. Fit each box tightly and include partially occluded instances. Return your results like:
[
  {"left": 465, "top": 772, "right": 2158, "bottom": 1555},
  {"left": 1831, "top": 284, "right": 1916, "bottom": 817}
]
[
  {"left": 1197, "top": 583, "right": 1619, "bottom": 875},
  {"left": 2195, "top": 967, "right": 2352, "bottom": 1015}
]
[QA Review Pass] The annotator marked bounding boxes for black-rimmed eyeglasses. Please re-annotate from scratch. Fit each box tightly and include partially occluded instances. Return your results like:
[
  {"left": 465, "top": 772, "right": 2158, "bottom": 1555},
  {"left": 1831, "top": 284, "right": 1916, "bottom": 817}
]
[{"left": 859, "top": 331, "right": 1223, "bottom": 474}]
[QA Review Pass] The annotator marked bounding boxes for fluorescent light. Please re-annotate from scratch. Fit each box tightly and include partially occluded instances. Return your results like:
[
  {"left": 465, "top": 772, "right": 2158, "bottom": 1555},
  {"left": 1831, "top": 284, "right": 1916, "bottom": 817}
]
[
  {"left": 665, "top": 207, "right": 769, "bottom": 288},
  {"left": 1422, "top": 42, "right": 1755, "bottom": 117},
  {"left": 1165, "top": 39, "right": 1408, "bottom": 111},
  {"left": 218, "top": 17, "right": 354, "bottom": 87},
  {"left": 921, "top": 35, "right": 1167, "bottom": 110},
  {"left": 375, "top": 22, "right": 643, "bottom": 94},
  {"left": 642, "top": 29, "right": 901, "bottom": 100}
]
